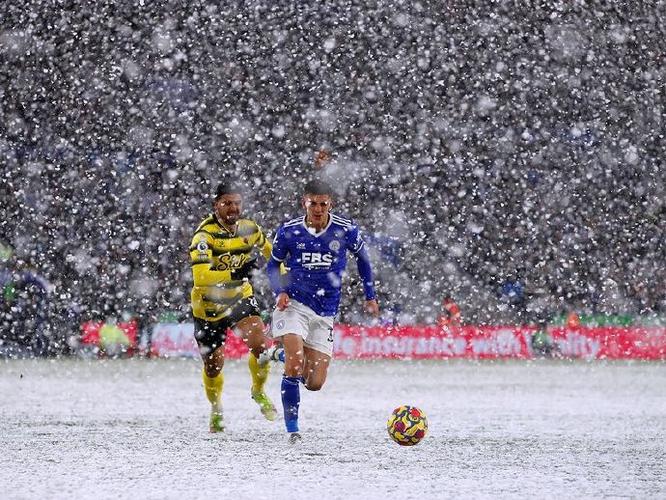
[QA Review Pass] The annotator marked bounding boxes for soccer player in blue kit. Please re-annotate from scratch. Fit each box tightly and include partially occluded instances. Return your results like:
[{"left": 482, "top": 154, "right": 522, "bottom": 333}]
[{"left": 266, "top": 180, "right": 380, "bottom": 443}]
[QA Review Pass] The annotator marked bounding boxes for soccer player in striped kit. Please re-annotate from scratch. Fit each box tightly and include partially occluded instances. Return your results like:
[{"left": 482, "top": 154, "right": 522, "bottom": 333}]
[
  {"left": 266, "top": 179, "right": 379, "bottom": 444},
  {"left": 189, "top": 181, "right": 277, "bottom": 432}
]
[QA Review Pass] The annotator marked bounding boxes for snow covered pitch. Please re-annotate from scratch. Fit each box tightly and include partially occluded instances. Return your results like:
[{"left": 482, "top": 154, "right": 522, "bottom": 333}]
[{"left": 1, "top": 358, "right": 664, "bottom": 499}]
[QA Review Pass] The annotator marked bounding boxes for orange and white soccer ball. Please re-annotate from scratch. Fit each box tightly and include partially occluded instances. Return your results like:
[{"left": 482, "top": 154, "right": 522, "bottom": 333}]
[{"left": 386, "top": 405, "right": 428, "bottom": 446}]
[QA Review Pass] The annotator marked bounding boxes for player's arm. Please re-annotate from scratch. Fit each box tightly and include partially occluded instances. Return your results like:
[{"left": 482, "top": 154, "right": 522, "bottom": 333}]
[
  {"left": 348, "top": 226, "right": 379, "bottom": 316},
  {"left": 266, "top": 225, "right": 290, "bottom": 310},
  {"left": 226, "top": 223, "right": 272, "bottom": 281},
  {"left": 254, "top": 224, "right": 273, "bottom": 261},
  {"left": 189, "top": 232, "right": 235, "bottom": 286}
]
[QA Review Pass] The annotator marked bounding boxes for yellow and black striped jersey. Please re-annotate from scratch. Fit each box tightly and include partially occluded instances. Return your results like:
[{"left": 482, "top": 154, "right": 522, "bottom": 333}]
[{"left": 189, "top": 214, "right": 272, "bottom": 321}]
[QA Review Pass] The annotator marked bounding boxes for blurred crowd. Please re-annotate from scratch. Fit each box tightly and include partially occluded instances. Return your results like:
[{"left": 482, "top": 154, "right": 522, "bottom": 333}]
[{"left": 1, "top": 1, "right": 664, "bottom": 352}]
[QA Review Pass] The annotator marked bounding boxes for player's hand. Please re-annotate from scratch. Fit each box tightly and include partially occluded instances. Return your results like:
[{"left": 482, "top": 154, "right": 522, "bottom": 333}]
[
  {"left": 364, "top": 299, "right": 379, "bottom": 317},
  {"left": 276, "top": 292, "right": 291, "bottom": 311},
  {"left": 230, "top": 258, "right": 258, "bottom": 281}
]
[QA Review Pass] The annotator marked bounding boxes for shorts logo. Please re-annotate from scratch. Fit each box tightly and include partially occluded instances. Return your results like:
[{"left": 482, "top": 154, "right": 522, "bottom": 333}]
[
  {"left": 327, "top": 328, "right": 334, "bottom": 342},
  {"left": 329, "top": 240, "right": 340, "bottom": 251},
  {"left": 249, "top": 297, "right": 258, "bottom": 308},
  {"left": 275, "top": 319, "right": 286, "bottom": 331}
]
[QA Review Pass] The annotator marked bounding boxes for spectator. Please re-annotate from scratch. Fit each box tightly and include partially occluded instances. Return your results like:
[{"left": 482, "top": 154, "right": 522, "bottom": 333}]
[
  {"left": 0, "top": 3, "right": 662, "bottom": 327},
  {"left": 438, "top": 296, "right": 462, "bottom": 327},
  {"left": 0, "top": 243, "right": 50, "bottom": 356}
]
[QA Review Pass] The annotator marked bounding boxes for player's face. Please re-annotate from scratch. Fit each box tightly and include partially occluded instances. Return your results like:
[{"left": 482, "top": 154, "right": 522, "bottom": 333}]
[
  {"left": 303, "top": 194, "right": 333, "bottom": 229},
  {"left": 214, "top": 193, "right": 243, "bottom": 226}
]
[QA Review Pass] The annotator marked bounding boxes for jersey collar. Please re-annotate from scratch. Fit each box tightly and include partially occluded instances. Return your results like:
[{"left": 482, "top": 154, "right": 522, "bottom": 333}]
[
  {"left": 213, "top": 213, "right": 237, "bottom": 236},
  {"left": 303, "top": 214, "right": 332, "bottom": 237}
]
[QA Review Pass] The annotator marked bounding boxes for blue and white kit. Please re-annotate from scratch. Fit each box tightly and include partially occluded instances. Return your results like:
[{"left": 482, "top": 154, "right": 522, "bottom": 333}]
[
  {"left": 266, "top": 213, "right": 376, "bottom": 354},
  {"left": 267, "top": 212, "right": 376, "bottom": 434}
]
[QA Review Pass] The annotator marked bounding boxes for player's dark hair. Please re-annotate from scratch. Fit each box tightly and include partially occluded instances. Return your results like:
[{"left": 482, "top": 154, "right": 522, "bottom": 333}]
[
  {"left": 303, "top": 179, "right": 333, "bottom": 197},
  {"left": 214, "top": 181, "right": 242, "bottom": 200}
]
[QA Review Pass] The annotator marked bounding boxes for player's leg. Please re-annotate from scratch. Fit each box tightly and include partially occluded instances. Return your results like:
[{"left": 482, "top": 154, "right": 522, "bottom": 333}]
[
  {"left": 257, "top": 307, "right": 285, "bottom": 363},
  {"left": 202, "top": 345, "right": 226, "bottom": 432},
  {"left": 229, "top": 297, "right": 273, "bottom": 361},
  {"left": 281, "top": 332, "right": 306, "bottom": 438},
  {"left": 233, "top": 312, "right": 277, "bottom": 421},
  {"left": 272, "top": 303, "right": 311, "bottom": 440},
  {"left": 234, "top": 313, "right": 268, "bottom": 359},
  {"left": 194, "top": 318, "right": 227, "bottom": 432},
  {"left": 301, "top": 315, "right": 334, "bottom": 391},
  {"left": 302, "top": 346, "right": 331, "bottom": 391}
]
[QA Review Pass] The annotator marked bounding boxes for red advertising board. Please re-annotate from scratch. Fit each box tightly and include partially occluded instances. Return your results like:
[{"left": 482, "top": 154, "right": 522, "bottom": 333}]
[
  {"left": 143, "top": 323, "right": 666, "bottom": 360},
  {"left": 332, "top": 325, "right": 666, "bottom": 360},
  {"left": 149, "top": 323, "right": 249, "bottom": 358}
]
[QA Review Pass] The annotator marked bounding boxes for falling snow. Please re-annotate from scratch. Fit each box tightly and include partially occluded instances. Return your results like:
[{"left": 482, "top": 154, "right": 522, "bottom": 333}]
[
  {"left": 1, "top": 3, "right": 665, "bottom": 498},
  {"left": 1, "top": 2, "right": 664, "bottom": 347}
]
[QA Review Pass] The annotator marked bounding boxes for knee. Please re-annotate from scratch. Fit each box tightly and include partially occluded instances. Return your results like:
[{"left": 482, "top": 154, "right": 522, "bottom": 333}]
[
  {"left": 246, "top": 336, "right": 267, "bottom": 353},
  {"left": 204, "top": 364, "right": 222, "bottom": 378},
  {"left": 284, "top": 352, "right": 304, "bottom": 378},
  {"left": 305, "top": 380, "right": 324, "bottom": 391},
  {"left": 284, "top": 364, "right": 303, "bottom": 378},
  {"left": 203, "top": 357, "right": 224, "bottom": 377}
]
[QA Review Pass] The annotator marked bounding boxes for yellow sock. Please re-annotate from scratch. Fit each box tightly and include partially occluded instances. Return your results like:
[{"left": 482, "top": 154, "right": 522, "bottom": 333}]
[
  {"left": 248, "top": 353, "right": 270, "bottom": 393},
  {"left": 202, "top": 369, "right": 224, "bottom": 411}
]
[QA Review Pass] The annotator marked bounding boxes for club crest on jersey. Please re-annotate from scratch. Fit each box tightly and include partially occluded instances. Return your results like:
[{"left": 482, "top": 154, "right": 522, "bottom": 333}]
[
  {"left": 328, "top": 240, "right": 341, "bottom": 251},
  {"left": 301, "top": 252, "right": 334, "bottom": 269},
  {"left": 196, "top": 241, "right": 208, "bottom": 253}
]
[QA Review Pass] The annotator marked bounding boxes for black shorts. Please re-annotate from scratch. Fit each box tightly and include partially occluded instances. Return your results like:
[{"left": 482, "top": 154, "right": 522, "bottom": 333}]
[{"left": 193, "top": 297, "right": 261, "bottom": 354}]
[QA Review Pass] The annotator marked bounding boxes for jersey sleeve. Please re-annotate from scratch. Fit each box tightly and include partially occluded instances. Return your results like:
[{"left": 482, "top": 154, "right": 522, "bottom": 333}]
[
  {"left": 270, "top": 225, "right": 288, "bottom": 262},
  {"left": 190, "top": 232, "right": 214, "bottom": 266},
  {"left": 254, "top": 223, "right": 273, "bottom": 260},
  {"left": 267, "top": 225, "right": 288, "bottom": 295},
  {"left": 345, "top": 224, "right": 365, "bottom": 254},
  {"left": 346, "top": 224, "right": 376, "bottom": 300}
]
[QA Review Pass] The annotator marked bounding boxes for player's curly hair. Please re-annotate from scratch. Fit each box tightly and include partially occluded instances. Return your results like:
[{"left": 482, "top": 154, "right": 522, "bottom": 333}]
[{"left": 303, "top": 179, "right": 333, "bottom": 197}]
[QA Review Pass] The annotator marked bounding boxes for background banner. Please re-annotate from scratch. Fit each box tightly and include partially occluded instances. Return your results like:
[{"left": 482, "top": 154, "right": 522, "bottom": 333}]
[
  {"left": 143, "top": 323, "right": 666, "bottom": 360},
  {"left": 149, "top": 323, "right": 248, "bottom": 358},
  {"left": 332, "top": 325, "right": 666, "bottom": 360}
]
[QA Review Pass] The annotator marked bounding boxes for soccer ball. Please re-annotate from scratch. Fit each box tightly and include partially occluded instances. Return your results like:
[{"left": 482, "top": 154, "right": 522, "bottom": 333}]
[{"left": 386, "top": 405, "right": 428, "bottom": 446}]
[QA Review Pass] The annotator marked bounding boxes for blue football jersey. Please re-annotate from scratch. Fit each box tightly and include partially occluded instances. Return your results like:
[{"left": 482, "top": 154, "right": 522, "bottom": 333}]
[{"left": 270, "top": 213, "right": 367, "bottom": 317}]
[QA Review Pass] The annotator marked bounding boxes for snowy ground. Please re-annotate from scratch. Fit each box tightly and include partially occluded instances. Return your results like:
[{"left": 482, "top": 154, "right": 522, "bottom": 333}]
[{"left": 1, "top": 357, "right": 664, "bottom": 500}]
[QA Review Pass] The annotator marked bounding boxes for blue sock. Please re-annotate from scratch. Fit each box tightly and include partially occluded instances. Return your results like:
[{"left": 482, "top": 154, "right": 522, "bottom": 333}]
[{"left": 281, "top": 375, "right": 301, "bottom": 433}]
